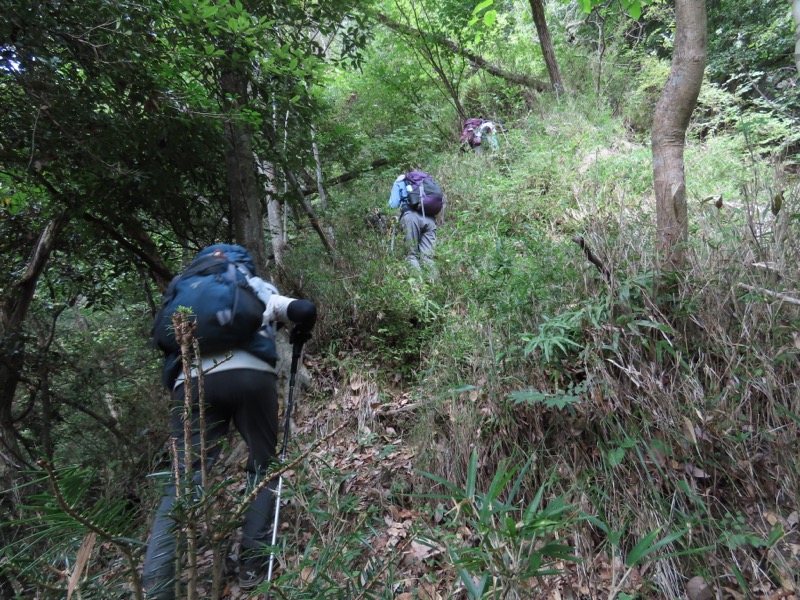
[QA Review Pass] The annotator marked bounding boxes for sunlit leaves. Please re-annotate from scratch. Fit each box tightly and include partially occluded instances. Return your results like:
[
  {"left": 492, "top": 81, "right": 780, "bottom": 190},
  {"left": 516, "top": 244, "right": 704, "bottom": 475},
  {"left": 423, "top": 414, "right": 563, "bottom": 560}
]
[{"left": 468, "top": 0, "right": 498, "bottom": 43}]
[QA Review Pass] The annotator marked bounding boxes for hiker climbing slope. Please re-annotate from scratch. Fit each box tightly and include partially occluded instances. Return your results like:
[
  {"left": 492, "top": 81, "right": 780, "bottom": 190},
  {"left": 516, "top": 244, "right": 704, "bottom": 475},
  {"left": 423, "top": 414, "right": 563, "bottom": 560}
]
[
  {"left": 388, "top": 170, "right": 445, "bottom": 270},
  {"left": 460, "top": 117, "right": 498, "bottom": 154},
  {"left": 143, "top": 243, "right": 316, "bottom": 597}
]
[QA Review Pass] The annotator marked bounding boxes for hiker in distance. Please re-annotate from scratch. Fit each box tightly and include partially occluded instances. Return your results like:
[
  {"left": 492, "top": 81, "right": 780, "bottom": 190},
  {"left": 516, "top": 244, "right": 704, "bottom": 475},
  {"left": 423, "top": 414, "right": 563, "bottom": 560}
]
[
  {"left": 388, "top": 170, "right": 446, "bottom": 270},
  {"left": 460, "top": 117, "right": 498, "bottom": 154},
  {"left": 143, "top": 244, "right": 317, "bottom": 598}
]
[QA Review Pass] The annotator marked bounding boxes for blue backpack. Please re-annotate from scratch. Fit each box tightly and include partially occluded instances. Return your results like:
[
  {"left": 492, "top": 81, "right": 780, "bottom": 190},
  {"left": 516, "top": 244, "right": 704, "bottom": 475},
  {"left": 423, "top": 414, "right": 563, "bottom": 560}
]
[{"left": 153, "top": 244, "right": 268, "bottom": 356}]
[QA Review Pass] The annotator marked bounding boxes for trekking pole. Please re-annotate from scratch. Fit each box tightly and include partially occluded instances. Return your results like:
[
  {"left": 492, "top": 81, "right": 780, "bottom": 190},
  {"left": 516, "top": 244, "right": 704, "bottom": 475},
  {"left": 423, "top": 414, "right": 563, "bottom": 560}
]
[
  {"left": 265, "top": 338, "right": 304, "bottom": 596},
  {"left": 389, "top": 216, "right": 397, "bottom": 253}
]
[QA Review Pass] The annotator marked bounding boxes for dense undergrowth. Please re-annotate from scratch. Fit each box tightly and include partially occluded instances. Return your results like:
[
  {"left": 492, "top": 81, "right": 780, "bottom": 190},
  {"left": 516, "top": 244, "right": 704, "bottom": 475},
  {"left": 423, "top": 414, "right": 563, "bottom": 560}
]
[
  {"left": 281, "top": 87, "right": 800, "bottom": 597},
  {"left": 4, "top": 14, "right": 800, "bottom": 600}
]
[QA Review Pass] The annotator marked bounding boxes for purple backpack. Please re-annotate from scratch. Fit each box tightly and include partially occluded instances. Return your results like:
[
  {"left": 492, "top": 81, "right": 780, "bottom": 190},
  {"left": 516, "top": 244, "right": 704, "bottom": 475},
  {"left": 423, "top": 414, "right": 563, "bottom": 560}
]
[
  {"left": 460, "top": 118, "right": 485, "bottom": 144},
  {"left": 404, "top": 170, "right": 444, "bottom": 217}
]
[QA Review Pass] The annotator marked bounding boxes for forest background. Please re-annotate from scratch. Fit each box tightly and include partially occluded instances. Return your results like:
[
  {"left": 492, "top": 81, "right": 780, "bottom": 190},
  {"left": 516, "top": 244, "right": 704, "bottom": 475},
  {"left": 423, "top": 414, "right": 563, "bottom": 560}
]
[{"left": 1, "top": 0, "right": 799, "bottom": 598}]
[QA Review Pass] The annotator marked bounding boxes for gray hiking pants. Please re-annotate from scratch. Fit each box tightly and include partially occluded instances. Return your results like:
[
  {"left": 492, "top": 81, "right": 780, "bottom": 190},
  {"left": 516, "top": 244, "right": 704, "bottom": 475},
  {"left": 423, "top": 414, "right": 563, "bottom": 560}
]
[
  {"left": 400, "top": 209, "right": 436, "bottom": 269},
  {"left": 142, "top": 369, "right": 279, "bottom": 600}
]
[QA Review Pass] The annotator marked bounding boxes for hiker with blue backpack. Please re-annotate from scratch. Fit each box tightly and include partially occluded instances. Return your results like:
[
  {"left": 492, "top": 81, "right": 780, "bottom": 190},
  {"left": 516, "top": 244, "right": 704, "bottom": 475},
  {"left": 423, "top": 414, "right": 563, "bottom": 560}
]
[
  {"left": 143, "top": 244, "right": 316, "bottom": 597},
  {"left": 389, "top": 170, "right": 445, "bottom": 270}
]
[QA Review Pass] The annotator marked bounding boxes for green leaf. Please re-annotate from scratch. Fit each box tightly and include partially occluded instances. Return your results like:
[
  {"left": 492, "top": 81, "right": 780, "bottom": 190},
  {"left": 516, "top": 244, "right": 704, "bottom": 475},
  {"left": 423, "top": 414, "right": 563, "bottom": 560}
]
[
  {"left": 767, "top": 523, "right": 784, "bottom": 547},
  {"left": 452, "top": 385, "right": 477, "bottom": 393},
  {"left": 472, "top": 0, "right": 494, "bottom": 15},
  {"left": 465, "top": 449, "right": 478, "bottom": 499},
  {"left": 483, "top": 10, "right": 497, "bottom": 27},
  {"left": 607, "top": 447, "right": 625, "bottom": 467},
  {"left": 626, "top": 528, "right": 687, "bottom": 566},
  {"left": 458, "top": 568, "right": 488, "bottom": 598}
]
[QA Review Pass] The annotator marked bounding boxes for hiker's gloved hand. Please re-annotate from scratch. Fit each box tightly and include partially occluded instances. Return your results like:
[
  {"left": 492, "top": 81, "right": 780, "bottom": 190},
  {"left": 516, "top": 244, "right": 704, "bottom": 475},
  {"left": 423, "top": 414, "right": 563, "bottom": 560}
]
[
  {"left": 287, "top": 300, "right": 316, "bottom": 346},
  {"left": 290, "top": 328, "right": 312, "bottom": 346}
]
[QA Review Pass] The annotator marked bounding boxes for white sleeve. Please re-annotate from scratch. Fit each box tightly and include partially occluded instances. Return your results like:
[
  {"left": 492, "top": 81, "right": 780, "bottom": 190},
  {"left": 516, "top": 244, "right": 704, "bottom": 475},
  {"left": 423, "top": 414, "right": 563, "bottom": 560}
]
[
  {"left": 246, "top": 275, "right": 294, "bottom": 325},
  {"left": 264, "top": 293, "right": 295, "bottom": 325}
]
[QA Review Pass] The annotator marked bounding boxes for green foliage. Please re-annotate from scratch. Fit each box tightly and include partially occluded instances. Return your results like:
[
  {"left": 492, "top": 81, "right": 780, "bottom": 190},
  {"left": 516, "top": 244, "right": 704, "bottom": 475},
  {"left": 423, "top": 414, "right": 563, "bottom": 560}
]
[
  {"left": 3, "top": 0, "right": 800, "bottom": 596},
  {"left": 519, "top": 297, "right": 607, "bottom": 370},
  {"left": 566, "top": 0, "right": 652, "bottom": 20},
  {"left": 4, "top": 465, "right": 144, "bottom": 598},
  {"left": 706, "top": 0, "right": 796, "bottom": 111},
  {"left": 417, "top": 451, "right": 580, "bottom": 598},
  {"left": 509, "top": 380, "right": 587, "bottom": 410},
  {"left": 362, "top": 274, "right": 443, "bottom": 371},
  {"left": 618, "top": 55, "right": 671, "bottom": 134}
]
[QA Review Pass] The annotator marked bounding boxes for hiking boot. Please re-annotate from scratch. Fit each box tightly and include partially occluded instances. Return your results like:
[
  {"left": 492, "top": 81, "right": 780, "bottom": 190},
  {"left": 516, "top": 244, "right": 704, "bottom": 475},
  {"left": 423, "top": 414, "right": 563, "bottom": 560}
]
[{"left": 238, "top": 555, "right": 268, "bottom": 590}]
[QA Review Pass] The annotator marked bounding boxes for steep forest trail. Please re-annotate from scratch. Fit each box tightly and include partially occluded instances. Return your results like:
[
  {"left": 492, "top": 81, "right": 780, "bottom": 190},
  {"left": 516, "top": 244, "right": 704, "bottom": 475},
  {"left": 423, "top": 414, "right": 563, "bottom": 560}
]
[{"left": 212, "top": 349, "right": 642, "bottom": 600}]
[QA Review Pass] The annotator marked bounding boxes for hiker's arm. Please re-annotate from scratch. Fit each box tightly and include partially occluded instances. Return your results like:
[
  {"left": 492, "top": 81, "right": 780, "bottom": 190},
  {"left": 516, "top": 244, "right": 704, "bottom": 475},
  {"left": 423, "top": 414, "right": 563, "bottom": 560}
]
[
  {"left": 265, "top": 295, "right": 316, "bottom": 329},
  {"left": 266, "top": 295, "right": 316, "bottom": 345},
  {"left": 388, "top": 176, "right": 406, "bottom": 209}
]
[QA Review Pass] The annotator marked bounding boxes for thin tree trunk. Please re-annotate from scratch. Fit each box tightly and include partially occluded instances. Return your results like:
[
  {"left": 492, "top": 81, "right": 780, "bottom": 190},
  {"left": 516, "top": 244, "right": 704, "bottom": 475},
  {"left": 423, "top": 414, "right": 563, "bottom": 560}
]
[
  {"left": 262, "top": 123, "right": 337, "bottom": 257},
  {"left": 0, "top": 211, "right": 71, "bottom": 478},
  {"left": 281, "top": 167, "right": 337, "bottom": 256},
  {"left": 220, "top": 68, "right": 270, "bottom": 278},
  {"left": 310, "top": 124, "right": 328, "bottom": 211},
  {"left": 652, "top": 0, "right": 706, "bottom": 274},
  {"left": 375, "top": 14, "right": 548, "bottom": 92},
  {"left": 528, "top": 0, "right": 564, "bottom": 91},
  {"left": 259, "top": 158, "right": 286, "bottom": 272},
  {"left": 793, "top": 0, "right": 800, "bottom": 74}
]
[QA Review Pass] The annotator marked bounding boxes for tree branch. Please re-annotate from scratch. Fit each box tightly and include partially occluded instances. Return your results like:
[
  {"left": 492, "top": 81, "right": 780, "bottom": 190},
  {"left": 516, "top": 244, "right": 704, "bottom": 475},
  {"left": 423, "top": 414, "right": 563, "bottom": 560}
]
[
  {"left": 374, "top": 14, "right": 548, "bottom": 92},
  {"left": 572, "top": 235, "right": 611, "bottom": 281},
  {"left": 83, "top": 213, "right": 173, "bottom": 290},
  {"left": 301, "top": 158, "right": 389, "bottom": 196},
  {"left": 737, "top": 283, "right": 800, "bottom": 306}
]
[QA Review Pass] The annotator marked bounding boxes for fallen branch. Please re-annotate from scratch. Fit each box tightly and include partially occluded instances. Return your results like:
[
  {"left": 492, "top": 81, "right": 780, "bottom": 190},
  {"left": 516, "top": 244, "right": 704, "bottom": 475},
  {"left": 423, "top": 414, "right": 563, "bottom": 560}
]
[
  {"left": 737, "top": 283, "right": 800, "bottom": 306},
  {"left": 302, "top": 158, "right": 390, "bottom": 196},
  {"left": 572, "top": 235, "right": 611, "bottom": 281}
]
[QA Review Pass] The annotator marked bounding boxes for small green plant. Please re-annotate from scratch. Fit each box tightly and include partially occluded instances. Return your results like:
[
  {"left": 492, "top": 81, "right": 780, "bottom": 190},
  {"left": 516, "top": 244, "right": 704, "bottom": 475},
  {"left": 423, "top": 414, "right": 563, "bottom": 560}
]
[
  {"left": 417, "top": 450, "right": 580, "bottom": 599},
  {"left": 508, "top": 380, "right": 588, "bottom": 410},
  {"left": 520, "top": 300, "right": 607, "bottom": 368}
]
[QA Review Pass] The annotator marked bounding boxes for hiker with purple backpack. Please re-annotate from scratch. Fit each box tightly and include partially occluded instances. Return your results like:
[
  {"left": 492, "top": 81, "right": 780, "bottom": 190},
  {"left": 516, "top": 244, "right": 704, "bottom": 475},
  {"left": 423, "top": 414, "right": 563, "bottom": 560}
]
[
  {"left": 388, "top": 170, "right": 445, "bottom": 270},
  {"left": 460, "top": 118, "right": 498, "bottom": 154}
]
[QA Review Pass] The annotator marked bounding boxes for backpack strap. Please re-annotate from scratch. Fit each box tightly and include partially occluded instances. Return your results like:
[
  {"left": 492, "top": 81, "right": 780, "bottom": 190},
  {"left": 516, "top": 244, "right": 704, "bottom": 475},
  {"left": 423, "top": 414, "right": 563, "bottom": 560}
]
[{"left": 419, "top": 178, "right": 426, "bottom": 219}]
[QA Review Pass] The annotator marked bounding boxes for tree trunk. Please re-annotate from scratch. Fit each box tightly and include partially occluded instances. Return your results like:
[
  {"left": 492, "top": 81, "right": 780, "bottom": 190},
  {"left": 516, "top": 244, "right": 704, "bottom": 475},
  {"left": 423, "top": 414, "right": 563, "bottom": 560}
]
[
  {"left": 793, "top": 0, "right": 800, "bottom": 74},
  {"left": 310, "top": 124, "right": 328, "bottom": 211},
  {"left": 258, "top": 158, "right": 286, "bottom": 273},
  {"left": 0, "top": 211, "right": 71, "bottom": 478},
  {"left": 281, "top": 167, "right": 337, "bottom": 257},
  {"left": 220, "top": 68, "right": 270, "bottom": 278},
  {"left": 528, "top": 0, "right": 564, "bottom": 92},
  {"left": 652, "top": 0, "right": 706, "bottom": 274}
]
